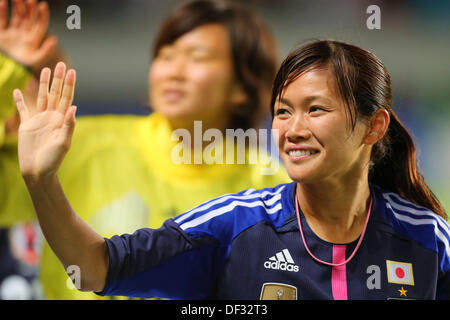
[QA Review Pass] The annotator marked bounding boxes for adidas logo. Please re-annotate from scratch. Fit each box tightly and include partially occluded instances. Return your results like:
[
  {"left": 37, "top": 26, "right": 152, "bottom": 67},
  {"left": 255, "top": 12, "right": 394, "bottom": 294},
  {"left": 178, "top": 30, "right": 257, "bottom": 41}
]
[{"left": 264, "top": 249, "right": 299, "bottom": 272}]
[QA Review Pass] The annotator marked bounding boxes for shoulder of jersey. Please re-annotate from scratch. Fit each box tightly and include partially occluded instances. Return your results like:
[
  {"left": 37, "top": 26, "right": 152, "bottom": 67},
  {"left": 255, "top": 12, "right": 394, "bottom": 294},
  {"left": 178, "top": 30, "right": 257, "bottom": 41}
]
[
  {"left": 75, "top": 114, "right": 144, "bottom": 134},
  {"left": 70, "top": 114, "right": 146, "bottom": 149},
  {"left": 172, "top": 182, "right": 295, "bottom": 244},
  {"left": 59, "top": 114, "right": 147, "bottom": 172},
  {"left": 375, "top": 185, "right": 450, "bottom": 271}
]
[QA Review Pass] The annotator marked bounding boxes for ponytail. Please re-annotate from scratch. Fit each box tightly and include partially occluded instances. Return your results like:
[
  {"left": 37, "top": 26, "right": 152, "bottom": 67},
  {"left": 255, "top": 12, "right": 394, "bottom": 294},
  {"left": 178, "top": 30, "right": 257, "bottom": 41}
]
[{"left": 370, "top": 111, "right": 448, "bottom": 220}]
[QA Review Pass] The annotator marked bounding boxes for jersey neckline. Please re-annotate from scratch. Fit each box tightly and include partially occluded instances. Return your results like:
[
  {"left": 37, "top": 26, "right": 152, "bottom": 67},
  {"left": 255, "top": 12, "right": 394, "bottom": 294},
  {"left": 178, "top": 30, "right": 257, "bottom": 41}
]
[{"left": 286, "top": 182, "right": 378, "bottom": 248}]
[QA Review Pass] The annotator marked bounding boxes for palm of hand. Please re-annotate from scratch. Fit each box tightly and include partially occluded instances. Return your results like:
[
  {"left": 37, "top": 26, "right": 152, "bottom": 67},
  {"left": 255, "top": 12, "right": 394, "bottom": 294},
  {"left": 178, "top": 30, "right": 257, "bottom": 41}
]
[
  {"left": 0, "top": 28, "right": 37, "bottom": 66},
  {"left": 18, "top": 110, "right": 68, "bottom": 178}
]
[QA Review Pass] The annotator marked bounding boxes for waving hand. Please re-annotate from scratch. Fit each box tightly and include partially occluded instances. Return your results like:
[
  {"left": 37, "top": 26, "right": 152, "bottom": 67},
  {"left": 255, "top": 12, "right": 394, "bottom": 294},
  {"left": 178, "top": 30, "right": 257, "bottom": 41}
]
[
  {"left": 14, "top": 62, "right": 77, "bottom": 182},
  {"left": 0, "top": 0, "right": 57, "bottom": 74}
]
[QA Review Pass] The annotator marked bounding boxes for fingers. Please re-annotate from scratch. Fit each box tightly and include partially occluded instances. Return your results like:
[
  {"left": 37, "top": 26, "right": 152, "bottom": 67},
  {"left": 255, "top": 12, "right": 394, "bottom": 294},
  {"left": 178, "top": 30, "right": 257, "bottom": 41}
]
[
  {"left": 58, "top": 69, "right": 76, "bottom": 114},
  {"left": 10, "top": 0, "right": 25, "bottom": 29},
  {"left": 36, "top": 67, "right": 50, "bottom": 111},
  {"left": 14, "top": 67, "right": 77, "bottom": 137},
  {"left": 0, "top": 0, "right": 39, "bottom": 32},
  {"left": 29, "top": 1, "right": 49, "bottom": 47},
  {"left": 0, "top": 0, "right": 8, "bottom": 30},
  {"left": 37, "top": 62, "right": 76, "bottom": 115},
  {"left": 24, "top": 0, "right": 38, "bottom": 31},
  {"left": 13, "top": 88, "right": 29, "bottom": 122},
  {"left": 47, "top": 62, "right": 66, "bottom": 110}
]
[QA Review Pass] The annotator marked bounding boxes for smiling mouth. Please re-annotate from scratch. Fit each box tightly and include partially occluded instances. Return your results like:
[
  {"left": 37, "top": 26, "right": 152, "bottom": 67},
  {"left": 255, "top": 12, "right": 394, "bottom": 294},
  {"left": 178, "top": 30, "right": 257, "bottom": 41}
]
[
  {"left": 287, "top": 150, "right": 319, "bottom": 160},
  {"left": 162, "top": 90, "right": 185, "bottom": 102}
]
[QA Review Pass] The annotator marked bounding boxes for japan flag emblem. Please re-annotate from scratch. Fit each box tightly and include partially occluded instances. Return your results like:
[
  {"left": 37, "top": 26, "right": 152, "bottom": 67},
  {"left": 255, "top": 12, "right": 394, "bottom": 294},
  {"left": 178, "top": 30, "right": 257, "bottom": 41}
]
[{"left": 386, "top": 260, "right": 414, "bottom": 286}]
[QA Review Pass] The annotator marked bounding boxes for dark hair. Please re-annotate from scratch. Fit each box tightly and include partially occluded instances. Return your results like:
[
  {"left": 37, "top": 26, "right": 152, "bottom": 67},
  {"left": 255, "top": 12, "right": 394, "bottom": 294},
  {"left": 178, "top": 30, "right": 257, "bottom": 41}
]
[
  {"left": 271, "top": 39, "right": 447, "bottom": 220},
  {"left": 152, "top": 0, "right": 279, "bottom": 130}
]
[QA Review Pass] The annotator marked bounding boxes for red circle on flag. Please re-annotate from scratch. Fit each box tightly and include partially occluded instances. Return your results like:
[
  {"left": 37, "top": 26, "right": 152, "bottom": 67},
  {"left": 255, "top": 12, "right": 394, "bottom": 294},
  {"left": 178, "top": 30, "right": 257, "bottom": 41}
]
[{"left": 395, "top": 267, "right": 405, "bottom": 279}]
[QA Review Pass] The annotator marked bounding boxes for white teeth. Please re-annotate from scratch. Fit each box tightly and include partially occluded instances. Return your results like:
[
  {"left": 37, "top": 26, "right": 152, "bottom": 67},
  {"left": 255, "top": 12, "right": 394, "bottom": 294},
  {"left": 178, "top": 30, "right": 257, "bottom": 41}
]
[{"left": 289, "top": 150, "right": 317, "bottom": 157}]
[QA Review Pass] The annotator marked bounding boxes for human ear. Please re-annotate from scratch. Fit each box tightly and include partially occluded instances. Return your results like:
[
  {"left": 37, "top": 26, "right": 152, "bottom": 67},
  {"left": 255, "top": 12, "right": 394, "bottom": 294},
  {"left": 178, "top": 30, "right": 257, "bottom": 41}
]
[{"left": 363, "top": 108, "right": 390, "bottom": 145}]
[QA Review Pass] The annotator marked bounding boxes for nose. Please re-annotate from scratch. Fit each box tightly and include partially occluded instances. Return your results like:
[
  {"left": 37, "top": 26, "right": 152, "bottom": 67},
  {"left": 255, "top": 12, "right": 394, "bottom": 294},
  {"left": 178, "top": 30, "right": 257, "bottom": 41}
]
[
  {"left": 165, "top": 55, "right": 186, "bottom": 81},
  {"left": 285, "top": 114, "right": 311, "bottom": 142}
]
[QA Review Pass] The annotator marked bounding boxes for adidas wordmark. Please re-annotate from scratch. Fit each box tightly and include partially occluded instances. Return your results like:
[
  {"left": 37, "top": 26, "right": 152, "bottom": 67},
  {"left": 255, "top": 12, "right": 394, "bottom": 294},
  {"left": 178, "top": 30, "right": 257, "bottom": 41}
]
[{"left": 264, "top": 249, "right": 299, "bottom": 272}]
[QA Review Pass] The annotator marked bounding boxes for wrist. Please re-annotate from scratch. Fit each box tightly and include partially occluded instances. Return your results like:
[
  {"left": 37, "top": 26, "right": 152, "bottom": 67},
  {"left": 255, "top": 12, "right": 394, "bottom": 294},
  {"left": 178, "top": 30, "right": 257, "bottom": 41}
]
[{"left": 23, "top": 173, "right": 58, "bottom": 189}]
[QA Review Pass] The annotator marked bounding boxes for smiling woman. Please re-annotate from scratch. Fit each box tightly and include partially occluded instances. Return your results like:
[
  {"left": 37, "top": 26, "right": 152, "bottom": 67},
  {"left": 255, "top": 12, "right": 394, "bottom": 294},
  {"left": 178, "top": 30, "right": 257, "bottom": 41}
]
[
  {"left": 272, "top": 68, "right": 371, "bottom": 187},
  {"left": 271, "top": 40, "right": 447, "bottom": 223}
]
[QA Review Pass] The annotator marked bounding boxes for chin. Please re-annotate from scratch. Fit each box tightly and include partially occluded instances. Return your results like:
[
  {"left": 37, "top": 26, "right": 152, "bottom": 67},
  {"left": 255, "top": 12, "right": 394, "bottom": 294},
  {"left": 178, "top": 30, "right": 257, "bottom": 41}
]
[
  {"left": 284, "top": 167, "right": 324, "bottom": 185},
  {"left": 156, "top": 107, "right": 186, "bottom": 117},
  {"left": 157, "top": 108, "right": 196, "bottom": 123},
  {"left": 285, "top": 172, "right": 312, "bottom": 184}
]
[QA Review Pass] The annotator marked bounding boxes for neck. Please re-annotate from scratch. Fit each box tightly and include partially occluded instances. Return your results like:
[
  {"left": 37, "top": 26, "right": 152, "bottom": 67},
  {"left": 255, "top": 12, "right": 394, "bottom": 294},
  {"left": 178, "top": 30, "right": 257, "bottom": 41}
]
[
  {"left": 167, "top": 116, "right": 233, "bottom": 166},
  {"left": 296, "top": 176, "right": 372, "bottom": 244}
]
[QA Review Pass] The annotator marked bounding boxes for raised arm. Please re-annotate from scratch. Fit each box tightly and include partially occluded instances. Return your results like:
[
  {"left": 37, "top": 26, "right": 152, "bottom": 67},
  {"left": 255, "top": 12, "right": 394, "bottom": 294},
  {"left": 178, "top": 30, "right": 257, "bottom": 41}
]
[{"left": 13, "top": 62, "right": 108, "bottom": 292}]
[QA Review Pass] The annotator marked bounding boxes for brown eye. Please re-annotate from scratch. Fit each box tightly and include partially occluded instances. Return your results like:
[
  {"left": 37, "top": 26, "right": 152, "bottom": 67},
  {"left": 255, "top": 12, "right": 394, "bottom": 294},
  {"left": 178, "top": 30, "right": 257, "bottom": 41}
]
[
  {"left": 309, "top": 106, "right": 326, "bottom": 113},
  {"left": 190, "top": 52, "right": 211, "bottom": 61},
  {"left": 275, "top": 108, "right": 288, "bottom": 116}
]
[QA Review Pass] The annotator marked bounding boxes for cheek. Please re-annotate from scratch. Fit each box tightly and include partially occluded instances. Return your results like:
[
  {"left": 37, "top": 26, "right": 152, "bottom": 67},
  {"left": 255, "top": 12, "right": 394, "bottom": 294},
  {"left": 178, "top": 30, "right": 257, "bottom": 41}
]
[
  {"left": 271, "top": 119, "right": 290, "bottom": 156},
  {"left": 148, "top": 66, "right": 162, "bottom": 106},
  {"left": 148, "top": 63, "right": 164, "bottom": 88},
  {"left": 271, "top": 119, "right": 284, "bottom": 139},
  {"left": 190, "top": 68, "right": 228, "bottom": 92},
  {"left": 315, "top": 123, "right": 362, "bottom": 165},
  {"left": 311, "top": 114, "right": 349, "bottom": 146}
]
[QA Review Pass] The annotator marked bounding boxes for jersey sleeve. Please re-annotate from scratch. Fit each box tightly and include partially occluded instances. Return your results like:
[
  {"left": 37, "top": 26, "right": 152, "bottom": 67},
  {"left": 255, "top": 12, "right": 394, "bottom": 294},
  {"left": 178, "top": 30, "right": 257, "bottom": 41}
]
[
  {"left": 436, "top": 215, "right": 450, "bottom": 299},
  {"left": 97, "top": 184, "right": 290, "bottom": 299},
  {"left": 97, "top": 219, "right": 228, "bottom": 299},
  {"left": 436, "top": 220, "right": 450, "bottom": 300}
]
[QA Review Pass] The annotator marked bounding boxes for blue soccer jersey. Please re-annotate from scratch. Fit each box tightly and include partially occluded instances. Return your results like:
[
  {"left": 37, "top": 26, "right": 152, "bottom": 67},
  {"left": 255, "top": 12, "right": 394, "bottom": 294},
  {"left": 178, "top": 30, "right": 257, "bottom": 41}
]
[{"left": 98, "top": 182, "right": 450, "bottom": 300}]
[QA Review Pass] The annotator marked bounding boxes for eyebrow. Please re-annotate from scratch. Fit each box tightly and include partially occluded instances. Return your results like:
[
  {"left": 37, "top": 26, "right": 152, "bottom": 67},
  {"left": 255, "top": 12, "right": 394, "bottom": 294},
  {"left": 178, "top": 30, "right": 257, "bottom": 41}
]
[
  {"left": 278, "top": 95, "right": 332, "bottom": 107},
  {"left": 186, "top": 45, "right": 212, "bottom": 53},
  {"left": 161, "top": 44, "right": 211, "bottom": 53},
  {"left": 278, "top": 97, "right": 293, "bottom": 107}
]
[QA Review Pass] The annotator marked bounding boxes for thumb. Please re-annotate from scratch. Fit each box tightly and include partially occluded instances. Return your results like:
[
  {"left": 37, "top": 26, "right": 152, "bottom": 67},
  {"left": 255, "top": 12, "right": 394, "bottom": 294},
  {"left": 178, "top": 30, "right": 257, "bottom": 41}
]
[{"left": 30, "top": 36, "right": 57, "bottom": 71}]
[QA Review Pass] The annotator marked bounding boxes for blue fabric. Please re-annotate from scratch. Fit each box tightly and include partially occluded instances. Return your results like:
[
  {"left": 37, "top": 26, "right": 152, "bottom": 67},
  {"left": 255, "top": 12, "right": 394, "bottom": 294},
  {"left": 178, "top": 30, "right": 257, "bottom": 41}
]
[{"left": 98, "top": 182, "right": 450, "bottom": 300}]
